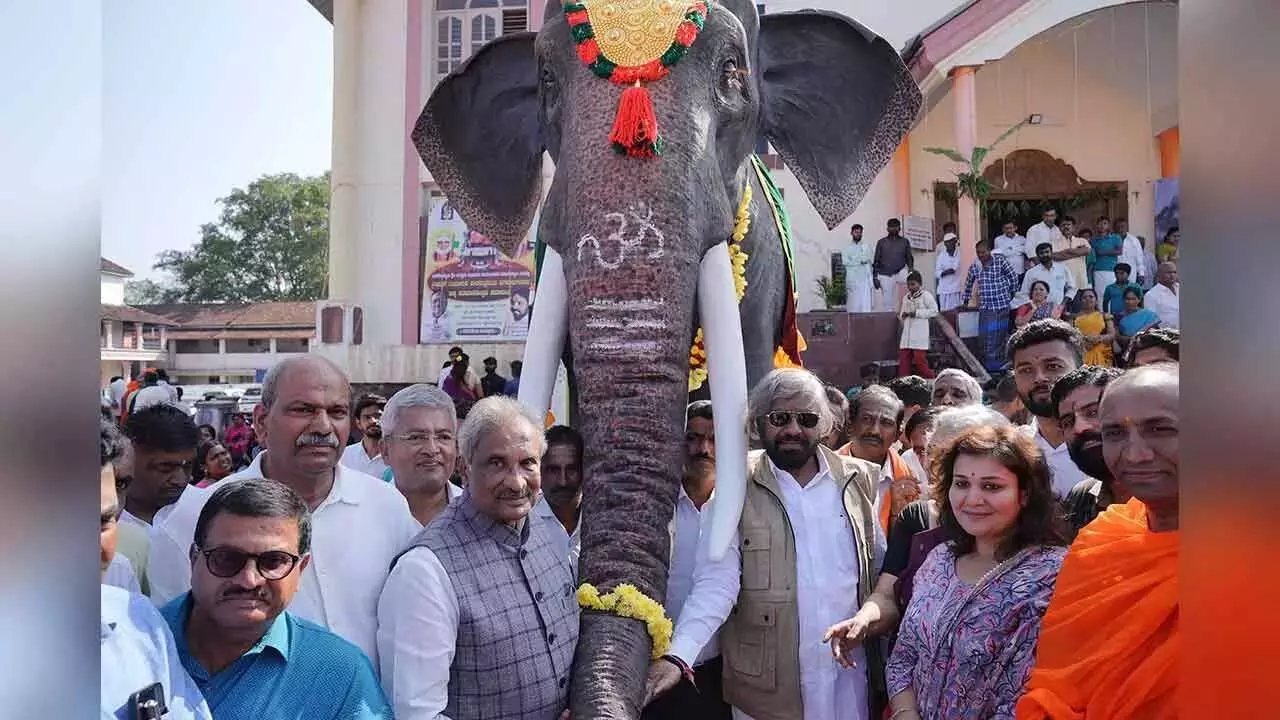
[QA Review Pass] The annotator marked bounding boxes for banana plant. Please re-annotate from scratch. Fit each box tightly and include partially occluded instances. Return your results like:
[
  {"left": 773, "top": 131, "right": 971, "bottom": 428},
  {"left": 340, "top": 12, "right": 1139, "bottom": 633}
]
[{"left": 924, "top": 119, "right": 1029, "bottom": 208}]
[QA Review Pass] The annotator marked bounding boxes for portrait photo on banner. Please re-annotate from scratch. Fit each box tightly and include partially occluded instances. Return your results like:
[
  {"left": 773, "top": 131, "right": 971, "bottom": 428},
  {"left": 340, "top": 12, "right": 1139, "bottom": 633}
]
[{"left": 419, "top": 196, "right": 536, "bottom": 344}]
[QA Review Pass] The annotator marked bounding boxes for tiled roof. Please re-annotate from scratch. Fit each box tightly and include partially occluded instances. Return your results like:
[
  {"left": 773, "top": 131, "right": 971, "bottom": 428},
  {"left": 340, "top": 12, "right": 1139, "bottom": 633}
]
[
  {"left": 101, "top": 305, "right": 179, "bottom": 326},
  {"left": 100, "top": 258, "right": 135, "bottom": 277},
  {"left": 135, "top": 301, "right": 316, "bottom": 329}
]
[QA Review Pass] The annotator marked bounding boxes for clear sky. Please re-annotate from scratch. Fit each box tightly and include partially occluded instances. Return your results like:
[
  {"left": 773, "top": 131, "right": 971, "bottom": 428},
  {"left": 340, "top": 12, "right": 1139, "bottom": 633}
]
[{"left": 102, "top": 1, "right": 333, "bottom": 280}]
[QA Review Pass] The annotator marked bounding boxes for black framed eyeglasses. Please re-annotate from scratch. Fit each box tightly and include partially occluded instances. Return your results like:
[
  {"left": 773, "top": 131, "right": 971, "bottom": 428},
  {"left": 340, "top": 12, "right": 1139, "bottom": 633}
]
[
  {"left": 194, "top": 545, "right": 301, "bottom": 581},
  {"left": 763, "top": 411, "right": 820, "bottom": 429}
]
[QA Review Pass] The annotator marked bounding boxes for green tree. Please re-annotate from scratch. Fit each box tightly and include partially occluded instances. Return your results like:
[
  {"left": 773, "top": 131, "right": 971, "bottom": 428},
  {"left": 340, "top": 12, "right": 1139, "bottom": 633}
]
[
  {"left": 123, "top": 278, "right": 178, "bottom": 305},
  {"left": 154, "top": 172, "right": 330, "bottom": 302}
]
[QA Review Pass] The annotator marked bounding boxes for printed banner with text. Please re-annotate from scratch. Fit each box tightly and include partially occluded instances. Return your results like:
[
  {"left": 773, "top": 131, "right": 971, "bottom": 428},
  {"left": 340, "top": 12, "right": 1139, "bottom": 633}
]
[{"left": 420, "top": 197, "right": 535, "bottom": 344}]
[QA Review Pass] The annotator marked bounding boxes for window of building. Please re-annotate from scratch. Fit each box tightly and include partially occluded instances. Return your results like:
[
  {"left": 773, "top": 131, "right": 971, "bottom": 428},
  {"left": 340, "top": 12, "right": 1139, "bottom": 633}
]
[
  {"left": 275, "top": 338, "right": 311, "bottom": 353},
  {"left": 435, "top": 0, "right": 526, "bottom": 77},
  {"left": 174, "top": 339, "right": 219, "bottom": 354},
  {"left": 225, "top": 338, "right": 271, "bottom": 354}
]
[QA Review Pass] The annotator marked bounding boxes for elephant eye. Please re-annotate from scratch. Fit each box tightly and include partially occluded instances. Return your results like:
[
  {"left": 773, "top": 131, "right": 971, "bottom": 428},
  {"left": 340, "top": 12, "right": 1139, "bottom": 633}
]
[
  {"left": 541, "top": 66, "right": 556, "bottom": 88},
  {"left": 721, "top": 58, "right": 741, "bottom": 86}
]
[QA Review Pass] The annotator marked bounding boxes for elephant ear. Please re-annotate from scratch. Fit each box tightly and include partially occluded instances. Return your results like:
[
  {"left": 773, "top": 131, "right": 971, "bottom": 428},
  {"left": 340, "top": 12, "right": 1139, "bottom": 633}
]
[
  {"left": 413, "top": 32, "right": 543, "bottom": 256},
  {"left": 757, "top": 11, "right": 922, "bottom": 229}
]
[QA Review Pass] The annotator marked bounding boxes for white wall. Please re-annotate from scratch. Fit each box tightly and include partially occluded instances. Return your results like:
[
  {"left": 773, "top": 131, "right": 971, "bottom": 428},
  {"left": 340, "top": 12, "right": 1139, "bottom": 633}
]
[{"left": 101, "top": 275, "right": 126, "bottom": 305}]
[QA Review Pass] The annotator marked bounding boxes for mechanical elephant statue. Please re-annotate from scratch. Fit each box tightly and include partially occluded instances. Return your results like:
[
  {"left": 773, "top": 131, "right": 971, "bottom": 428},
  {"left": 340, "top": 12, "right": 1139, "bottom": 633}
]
[{"left": 413, "top": 0, "right": 920, "bottom": 717}]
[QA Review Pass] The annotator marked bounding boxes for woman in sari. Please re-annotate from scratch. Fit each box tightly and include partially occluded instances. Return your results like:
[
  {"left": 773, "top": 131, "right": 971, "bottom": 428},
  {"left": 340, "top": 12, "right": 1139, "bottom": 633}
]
[
  {"left": 885, "top": 425, "right": 1068, "bottom": 720},
  {"left": 1014, "top": 280, "right": 1061, "bottom": 327},
  {"left": 1114, "top": 287, "right": 1160, "bottom": 359},
  {"left": 1072, "top": 288, "right": 1116, "bottom": 366}
]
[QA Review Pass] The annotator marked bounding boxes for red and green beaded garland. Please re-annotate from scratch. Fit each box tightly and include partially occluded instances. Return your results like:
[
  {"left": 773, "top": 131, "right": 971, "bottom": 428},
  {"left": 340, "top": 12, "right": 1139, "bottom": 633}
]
[{"left": 563, "top": 0, "right": 709, "bottom": 157}]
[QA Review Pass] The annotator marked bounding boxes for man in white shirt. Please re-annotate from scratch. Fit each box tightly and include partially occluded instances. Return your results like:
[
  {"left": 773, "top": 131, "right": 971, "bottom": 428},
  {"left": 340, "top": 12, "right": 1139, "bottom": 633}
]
[
  {"left": 377, "top": 396, "right": 577, "bottom": 720},
  {"left": 933, "top": 232, "right": 962, "bottom": 311},
  {"left": 1143, "top": 262, "right": 1180, "bottom": 329},
  {"left": 147, "top": 356, "right": 418, "bottom": 667},
  {"left": 645, "top": 400, "right": 731, "bottom": 720},
  {"left": 1026, "top": 209, "right": 1065, "bottom": 264},
  {"left": 109, "top": 375, "right": 128, "bottom": 411},
  {"left": 381, "top": 384, "right": 465, "bottom": 528},
  {"left": 993, "top": 221, "right": 1029, "bottom": 277},
  {"left": 840, "top": 224, "right": 874, "bottom": 313},
  {"left": 130, "top": 370, "right": 175, "bottom": 414},
  {"left": 1051, "top": 215, "right": 1092, "bottom": 294},
  {"left": 1020, "top": 242, "right": 1078, "bottom": 307},
  {"left": 1007, "top": 319, "right": 1088, "bottom": 497},
  {"left": 121, "top": 405, "right": 199, "bottom": 530},
  {"left": 1115, "top": 218, "right": 1147, "bottom": 287},
  {"left": 341, "top": 393, "right": 389, "bottom": 479},
  {"left": 648, "top": 368, "right": 884, "bottom": 720},
  {"left": 533, "top": 425, "right": 584, "bottom": 571}
]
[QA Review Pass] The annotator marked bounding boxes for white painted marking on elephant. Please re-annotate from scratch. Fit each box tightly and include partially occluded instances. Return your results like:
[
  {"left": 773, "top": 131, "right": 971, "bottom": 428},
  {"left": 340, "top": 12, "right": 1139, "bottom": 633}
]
[
  {"left": 586, "top": 340, "right": 662, "bottom": 357},
  {"left": 585, "top": 298, "right": 664, "bottom": 312},
  {"left": 584, "top": 318, "right": 668, "bottom": 332},
  {"left": 584, "top": 319, "right": 626, "bottom": 330},
  {"left": 574, "top": 202, "right": 665, "bottom": 269}
]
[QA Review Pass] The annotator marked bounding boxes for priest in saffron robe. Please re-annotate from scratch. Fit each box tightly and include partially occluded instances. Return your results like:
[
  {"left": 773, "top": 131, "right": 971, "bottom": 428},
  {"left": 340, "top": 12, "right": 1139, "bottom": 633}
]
[{"left": 1016, "top": 363, "right": 1179, "bottom": 720}]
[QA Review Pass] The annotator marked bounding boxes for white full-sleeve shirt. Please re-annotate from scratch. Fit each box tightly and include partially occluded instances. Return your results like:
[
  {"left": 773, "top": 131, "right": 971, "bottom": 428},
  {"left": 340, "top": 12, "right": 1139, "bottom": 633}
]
[
  {"left": 670, "top": 453, "right": 873, "bottom": 720},
  {"left": 377, "top": 547, "right": 458, "bottom": 720},
  {"left": 532, "top": 496, "right": 581, "bottom": 574},
  {"left": 666, "top": 486, "right": 718, "bottom": 665},
  {"left": 1143, "top": 283, "right": 1180, "bottom": 329},
  {"left": 1120, "top": 233, "right": 1146, "bottom": 281},
  {"left": 147, "top": 452, "right": 419, "bottom": 668}
]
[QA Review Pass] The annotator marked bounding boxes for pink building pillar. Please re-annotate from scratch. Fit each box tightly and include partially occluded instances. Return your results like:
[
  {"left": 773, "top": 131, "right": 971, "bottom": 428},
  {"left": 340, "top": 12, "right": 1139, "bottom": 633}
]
[{"left": 951, "top": 66, "right": 980, "bottom": 281}]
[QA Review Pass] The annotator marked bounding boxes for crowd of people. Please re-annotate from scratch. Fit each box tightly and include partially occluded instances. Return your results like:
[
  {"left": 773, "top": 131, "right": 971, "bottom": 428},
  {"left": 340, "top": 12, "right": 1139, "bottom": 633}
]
[
  {"left": 843, "top": 211, "right": 1180, "bottom": 379},
  {"left": 99, "top": 315, "right": 1178, "bottom": 720}
]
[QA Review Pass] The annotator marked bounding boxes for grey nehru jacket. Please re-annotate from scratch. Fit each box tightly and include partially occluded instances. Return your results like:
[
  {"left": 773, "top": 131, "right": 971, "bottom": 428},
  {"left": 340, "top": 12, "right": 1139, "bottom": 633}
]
[
  {"left": 393, "top": 491, "right": 579, "bottom": 720},
  {"left": 873, "top": 234, "right": 913, "bottom": 276}
]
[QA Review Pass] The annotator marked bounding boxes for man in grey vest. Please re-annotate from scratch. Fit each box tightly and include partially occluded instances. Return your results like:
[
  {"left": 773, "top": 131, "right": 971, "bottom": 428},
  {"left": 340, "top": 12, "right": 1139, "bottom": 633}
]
[
  {"left": 376, "top": 395, "right": 578, "bottom": 719},
  {"left": 648, "top": 368, "right": 886, "bottom": 720}
]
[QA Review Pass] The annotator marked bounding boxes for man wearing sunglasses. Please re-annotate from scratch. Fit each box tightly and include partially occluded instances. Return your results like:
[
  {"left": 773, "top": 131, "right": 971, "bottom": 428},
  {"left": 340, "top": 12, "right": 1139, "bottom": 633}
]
[
  {"left": 159, "top": 479, "right": 392, "bottom": 718},
  {"left": 149, "top": 356, "right": 419, "bottom": 669},
  {"left": 653, "top": 368, "right": 888, "bottom": 720}
]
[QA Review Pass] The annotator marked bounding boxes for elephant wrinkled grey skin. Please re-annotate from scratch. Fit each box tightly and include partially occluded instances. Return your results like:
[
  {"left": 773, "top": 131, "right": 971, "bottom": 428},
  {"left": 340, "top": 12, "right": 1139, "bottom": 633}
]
[{"left": 413, "top": 1, "right": 920, "bottom": 717}]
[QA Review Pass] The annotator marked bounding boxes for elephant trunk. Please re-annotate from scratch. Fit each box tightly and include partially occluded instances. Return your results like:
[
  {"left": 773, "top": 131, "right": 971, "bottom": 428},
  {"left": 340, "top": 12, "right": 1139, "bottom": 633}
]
[{"left": 561, "top": 198, "right": 700, "bottom": 718}]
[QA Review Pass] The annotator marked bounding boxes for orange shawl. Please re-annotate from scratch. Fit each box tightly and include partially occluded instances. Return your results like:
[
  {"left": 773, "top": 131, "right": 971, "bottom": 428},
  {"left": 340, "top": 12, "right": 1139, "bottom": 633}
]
[
  {"left": 835, "top": 443, "right": 913, "bottom": 533},
  {"left": 1016, "top": 499, "right": 1178, "bottom": 719}
]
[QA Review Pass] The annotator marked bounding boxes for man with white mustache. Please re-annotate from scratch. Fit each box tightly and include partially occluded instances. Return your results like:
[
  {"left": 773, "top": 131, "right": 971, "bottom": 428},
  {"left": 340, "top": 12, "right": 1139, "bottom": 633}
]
[
  {"left": 1051, "top": 366, "right": 1131, "bottom": 535},
  {"left": 148, "top": 356, "right": 419, "bottom": 668}
]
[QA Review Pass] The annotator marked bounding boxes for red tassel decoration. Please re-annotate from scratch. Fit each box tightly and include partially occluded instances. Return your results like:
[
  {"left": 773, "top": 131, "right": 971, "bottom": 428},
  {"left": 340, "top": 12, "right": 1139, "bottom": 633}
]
[{"left": 609, "top": 81, "right": 662, "bottom": 157}]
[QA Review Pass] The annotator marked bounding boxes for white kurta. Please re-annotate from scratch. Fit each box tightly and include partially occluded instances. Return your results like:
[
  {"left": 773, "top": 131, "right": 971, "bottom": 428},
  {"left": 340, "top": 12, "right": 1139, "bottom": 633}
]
[
  {"left": 898, "top": 290, "right": 938, "bottom": 350},
  {"left": 993, "top": 233, "right": 1028, "bottom": 272},
  {"left": 669, "top": 453, "right": 872, "bottom": 720},
  {"left": 1120, "top": 233, "right": 1146, "bottom": 283},
  {"left": 841, "top": 242, "right": 874, "bottom": 313},
  {"left": 1143, "top": 283, "right": 1180, "bottom": 329},
  {"left": 934, "top": 249, "right": 962, "bottom": 310}
]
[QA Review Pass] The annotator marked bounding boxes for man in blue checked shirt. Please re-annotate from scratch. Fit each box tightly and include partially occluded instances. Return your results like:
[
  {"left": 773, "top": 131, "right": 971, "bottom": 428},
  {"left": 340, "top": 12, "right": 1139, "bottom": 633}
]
[
  {"left": 961, "top": 239, "right": 1021, "bottom": 372},
  {"left": 160, "top": 479, "right": 392, "bottom": 719},
  {"left": 100, "top": 418, "right": 212, "bottom": 720}
]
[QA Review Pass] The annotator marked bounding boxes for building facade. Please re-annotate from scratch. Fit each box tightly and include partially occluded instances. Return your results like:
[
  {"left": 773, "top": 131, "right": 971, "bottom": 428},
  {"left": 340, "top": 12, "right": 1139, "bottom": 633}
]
[{"left": 306, "top": 0, "right": 1178, "bottom": 383}]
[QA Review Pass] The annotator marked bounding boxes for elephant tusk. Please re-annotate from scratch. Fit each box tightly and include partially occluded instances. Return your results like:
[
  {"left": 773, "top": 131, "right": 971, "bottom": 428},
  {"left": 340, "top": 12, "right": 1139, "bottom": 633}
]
[
  {"left": 697, "top": 242, "right": 748, "bottom": 561},
  {"left": 517, "top": 245, "right": 568, "bottom": 422}
]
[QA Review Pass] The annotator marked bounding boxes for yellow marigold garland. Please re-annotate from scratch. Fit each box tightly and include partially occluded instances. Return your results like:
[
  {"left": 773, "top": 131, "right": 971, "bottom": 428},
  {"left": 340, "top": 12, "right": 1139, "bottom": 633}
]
[
  {"left": 688, "top": 184, "right": 751, "bottom": 391},
  {"left": 577, "top": 583, "right": 673, "bottom": 659}
]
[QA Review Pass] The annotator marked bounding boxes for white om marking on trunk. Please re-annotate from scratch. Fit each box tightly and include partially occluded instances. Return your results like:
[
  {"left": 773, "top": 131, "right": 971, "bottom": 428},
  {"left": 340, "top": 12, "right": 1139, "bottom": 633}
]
[{"left": 576, "top": 202, "right": 665, "bottom": 270}]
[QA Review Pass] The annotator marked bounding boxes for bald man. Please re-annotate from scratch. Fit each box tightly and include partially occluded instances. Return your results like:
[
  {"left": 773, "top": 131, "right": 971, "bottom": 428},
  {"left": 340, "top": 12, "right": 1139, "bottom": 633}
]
[
  {"left": 1018, "top": 364, "right": 1179, "bottom": 718},
  {"left": 147, "top": 356, "right": 418, "bottom": 666},
  {"left": 1141, "top": 262, "right": 1179, "bottom": 329}
]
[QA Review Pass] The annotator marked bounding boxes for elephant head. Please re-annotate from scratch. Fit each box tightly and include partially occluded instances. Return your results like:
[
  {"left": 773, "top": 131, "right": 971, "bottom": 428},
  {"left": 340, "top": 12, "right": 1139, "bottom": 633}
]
[{"left": 415, "top": 1, "right": 919, "bottom": 717}]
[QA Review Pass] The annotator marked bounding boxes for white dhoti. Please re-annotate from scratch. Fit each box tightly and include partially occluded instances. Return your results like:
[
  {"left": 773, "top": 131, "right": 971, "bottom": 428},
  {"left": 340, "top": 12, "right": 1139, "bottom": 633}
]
[
  {"left": 1093, "top": 270, "right": 1116, "bottom": 295},
  {"left": 845, "top": 277, "right": 872, "bottom": 313},
  {"left": 877, "top": 267, "right": 909, "bottom": 312}
]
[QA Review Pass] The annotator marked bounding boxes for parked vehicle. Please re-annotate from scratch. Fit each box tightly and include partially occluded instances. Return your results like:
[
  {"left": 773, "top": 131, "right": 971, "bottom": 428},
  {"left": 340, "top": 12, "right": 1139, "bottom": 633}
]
[{"left": 237, "top": 385, "right": 263, "bottom": 414}]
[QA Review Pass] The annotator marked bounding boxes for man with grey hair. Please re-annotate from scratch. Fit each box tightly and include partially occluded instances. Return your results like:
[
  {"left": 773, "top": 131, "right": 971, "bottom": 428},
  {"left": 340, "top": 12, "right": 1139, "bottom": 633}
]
[
  {"left": 376, "top": 395, "right": 577, "bottom": 720},
  {"left": 148, "top": 356, "right": 418, "bottom": 667},
  {"left": 380, "top": 383, "right": 464, "bottom": 528},
  {"left": 824, "top": 404, "right": 1012, "bottom": 666},
  {"left": 651, "top": 368, "right": 886, "bottom": 720}
]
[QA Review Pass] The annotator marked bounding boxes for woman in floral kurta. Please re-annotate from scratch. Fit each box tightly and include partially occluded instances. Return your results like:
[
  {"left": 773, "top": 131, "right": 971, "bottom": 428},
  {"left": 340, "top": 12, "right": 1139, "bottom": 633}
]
[{"left": 885, "top": 424, "right": 1068, "bottom": 720}]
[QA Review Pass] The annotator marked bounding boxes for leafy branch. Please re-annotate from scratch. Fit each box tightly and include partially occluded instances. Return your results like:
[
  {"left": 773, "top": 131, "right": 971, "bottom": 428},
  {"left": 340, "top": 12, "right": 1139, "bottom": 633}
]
[
  {"left": 814, "top": 275, "right": 846, "bottom": 310},
  {"left": 924, "top": 119, "right": 1029, "bottom": 207}
]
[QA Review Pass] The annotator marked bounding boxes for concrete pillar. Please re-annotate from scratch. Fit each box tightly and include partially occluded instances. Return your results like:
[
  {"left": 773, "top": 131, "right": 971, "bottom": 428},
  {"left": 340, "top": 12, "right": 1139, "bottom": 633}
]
[
  {"left": 1156, "top": 127, "right": 1180, "bottom": 178},
  {"left": 134, "top": 322, "right": 144, "bottom": 350},
  {"left": 951, "top": 66, "right": 980, "bottom": 278},
  {"left": 327, "top": 0, "right": 412, "bottom": 347},
  {"left": 892, "top": 136, "right": 911, "bottom": 219}
]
